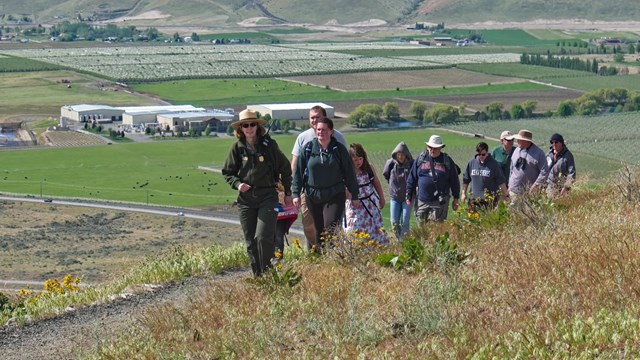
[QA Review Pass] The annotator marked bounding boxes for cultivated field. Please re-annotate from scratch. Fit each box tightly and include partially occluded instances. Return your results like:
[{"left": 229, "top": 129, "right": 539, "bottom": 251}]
[
  {"left": 0, "top": 44, "right": 450, "bottom": 82},
  {"left": 445, "top": 112, "right": 640, "bottom": 174},
  {"left": 0, "top": 71, "right": 161, "bottom": 122},
  {"left": 282, "top": 68, "right": 523, "bottom": 91},
  {"left": 43, "top": 130, "right": 109, "bottom": 147}
]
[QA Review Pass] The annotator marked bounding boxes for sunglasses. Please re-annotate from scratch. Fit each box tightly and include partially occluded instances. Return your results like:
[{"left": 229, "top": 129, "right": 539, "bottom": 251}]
[
  {"left": 242, "top": 122, "right": 257, "bottom": 128},
  {"left": 478, "top": 152, "right": 488, "bottom": 157}
]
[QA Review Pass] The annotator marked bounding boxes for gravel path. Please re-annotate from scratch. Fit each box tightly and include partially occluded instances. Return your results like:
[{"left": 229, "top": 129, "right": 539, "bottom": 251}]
[{"left": 0, "top": 269, "right": 251, "bottom": 359}]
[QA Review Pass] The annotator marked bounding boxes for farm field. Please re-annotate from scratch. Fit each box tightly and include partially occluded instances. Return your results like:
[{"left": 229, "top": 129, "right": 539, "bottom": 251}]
[
  {"left": 412, "top": 88, "right": 584, "bottom": 113},
  {"left": 0, "top": 131, "right": 484, "bottom": 209},
  {"left": 135, "top": 77, "right": 551, "bottom": 107},
  {"left": 0, "top": 44, "right": 447, "bottom": 82},
  {"left": 282, "top": 68, "right": 523, "bottom": 91},
  {"left": 0, "top": 125, "right": 626, "bottom": 209},
  {"left": 0, "top": 200, "right": 243, "bottom": 284},
  {"left": 0, "top": 71, "right": 161, "bottom": 122},
  {"left": 445, "top": 112, "right": 640, "bottom": 176},
  {"left": 460, "top": 63, "right": 640, "bottom": 91}
]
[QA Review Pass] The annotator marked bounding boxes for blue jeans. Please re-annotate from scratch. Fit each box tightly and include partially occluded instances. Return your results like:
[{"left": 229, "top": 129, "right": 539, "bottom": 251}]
[{"left": 390, "top": 199, "right": 411, "bottom": 239}]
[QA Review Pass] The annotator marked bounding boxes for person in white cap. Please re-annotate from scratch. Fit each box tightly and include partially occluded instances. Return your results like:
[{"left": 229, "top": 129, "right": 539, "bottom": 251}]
[
  {"left": 508, "top": 129, "right": 549, "bottom": 200},
  {"left": 406, "top": 134, "right": 460, "bottom": 222},
  {"left": 491, "top": 130, "right": 515, "bottom": 184}
]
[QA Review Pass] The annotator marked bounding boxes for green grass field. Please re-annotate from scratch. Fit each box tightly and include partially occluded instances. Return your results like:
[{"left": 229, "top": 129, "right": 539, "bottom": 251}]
[
  {"left": 133, "top": 78, "right": 330, "bottom": 105},
  {"left": 133, "top": 78, "right": 549, "bottom": 106},
  {"left": 0, "top": 130, "right": 484, "bottom": 208},
  {"left": 0, "top": 117, "right": 630, "bottom": 209},
  {"left": 447, "top": 29, "right": 562, "bottom": 47},
  {"left": 0, "top": 71, "right": 159, "bottom": 121},
  {"left": 0, "top": 56, "right": 64, "bottom": 72}
]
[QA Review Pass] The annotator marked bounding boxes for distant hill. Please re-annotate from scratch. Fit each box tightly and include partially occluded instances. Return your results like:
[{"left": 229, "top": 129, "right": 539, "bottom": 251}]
[{"left": 1, "top": 0, "right": 640, "bottom": 28}]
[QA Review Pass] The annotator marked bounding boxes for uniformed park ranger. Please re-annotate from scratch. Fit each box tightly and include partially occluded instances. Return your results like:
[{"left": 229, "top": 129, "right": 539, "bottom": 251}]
[{"left": 222, "top": 109, "right": 292, "bottom": 276}]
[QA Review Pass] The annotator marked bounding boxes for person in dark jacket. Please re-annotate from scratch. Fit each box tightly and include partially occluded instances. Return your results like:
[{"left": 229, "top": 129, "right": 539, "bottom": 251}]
[
  {"left": 546, "top": 133, "right": 576, "bottom": 198},
  {"left": 406, "top": 135, "right": 460, "bottom": 223},
  {"left": 222, "top": 109, "right": 292, "bottom": 276},
  {"left": 491, "top": 130, "right": 515, "bottom": 185},
  {"left": 382, "top": 141, "right": 414, "bottom": 239},
  {"left": 292, "top": 117, "right": 359, "bottom": 252},
  {"left": 461, "top": 142, "right": 508, "bottom": 211}
]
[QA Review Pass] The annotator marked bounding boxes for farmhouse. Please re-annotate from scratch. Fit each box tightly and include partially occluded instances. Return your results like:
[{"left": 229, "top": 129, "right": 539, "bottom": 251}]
[{"left": 246, "top": 102, "right": 334, "bottom": 120}]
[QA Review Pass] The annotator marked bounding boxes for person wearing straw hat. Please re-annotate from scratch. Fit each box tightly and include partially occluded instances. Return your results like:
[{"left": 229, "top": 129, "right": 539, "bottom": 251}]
[
  {"left": 546, "top": 133, "right": 576, "bottom": 198},
  {"left": 222, "top": 109, "right": 292, "bottom": 276},
  {"left": 508, "top": 129, "right": 549, "bottom": 200},
  {"left": 491, "top": 130, "right": 515, "bottom": 184},
  {"left": 406, "top": 134, "right": 461, "bottom": 223}
]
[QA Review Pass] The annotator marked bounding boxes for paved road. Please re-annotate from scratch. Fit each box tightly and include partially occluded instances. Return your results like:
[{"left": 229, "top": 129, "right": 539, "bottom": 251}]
[{"left": 0, "top": 195, "right": 302, "bottom": 234}]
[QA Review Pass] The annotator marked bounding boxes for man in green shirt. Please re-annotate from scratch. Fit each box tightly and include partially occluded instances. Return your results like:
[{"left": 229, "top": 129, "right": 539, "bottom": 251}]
[{"left": 491, "top": 130, "right": 515, "bottom": 185}]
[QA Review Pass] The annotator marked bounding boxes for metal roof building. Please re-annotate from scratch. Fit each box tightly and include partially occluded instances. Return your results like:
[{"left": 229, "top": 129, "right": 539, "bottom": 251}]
[
  {"left": 60, "top": 104, "right": 208, "bottom": 125},
  {"left": 247, "top": 102, "right": 334, "bottom": 120},
  {"left": 157, "top": 110, "right": 234, "bottom": 131}
]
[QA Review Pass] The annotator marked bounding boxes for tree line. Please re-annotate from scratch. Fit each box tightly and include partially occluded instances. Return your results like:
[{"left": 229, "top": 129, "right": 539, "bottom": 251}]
[{"left": 346, "top": 88, "right": 640, "bottom": 127}]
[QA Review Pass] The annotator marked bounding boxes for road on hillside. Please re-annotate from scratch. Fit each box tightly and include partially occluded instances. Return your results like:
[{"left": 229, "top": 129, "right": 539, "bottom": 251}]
[
  {"left": 0, "top": 195, "right": 302, "bottom": 235},
  {"left": 0, "top": 194, "right": 302, "bottom": 291}
]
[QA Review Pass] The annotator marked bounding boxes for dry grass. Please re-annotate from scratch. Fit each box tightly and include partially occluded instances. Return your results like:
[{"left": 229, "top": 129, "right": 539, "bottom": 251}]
[{"left": 84, "top": 171, "right": 640, "bottom": 358}]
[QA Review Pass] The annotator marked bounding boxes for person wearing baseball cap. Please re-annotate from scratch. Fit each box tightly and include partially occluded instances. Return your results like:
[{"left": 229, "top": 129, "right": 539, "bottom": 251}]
[
  {"left": 546, "top": 133, "right": 576, "bottom": 198},
  {"left": 491, "top": 130, "right": 515, "bottom": 185},
  {"left": 406, "top": 134, "right": 461, "bottom": 223},
  {"left": 508, "top": 129, "right": 549, "bottom": 201}
]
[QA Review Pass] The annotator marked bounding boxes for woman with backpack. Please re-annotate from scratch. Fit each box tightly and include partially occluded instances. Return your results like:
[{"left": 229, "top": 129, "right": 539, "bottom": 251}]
[
  {"left": 382, "top": 141, "right": 414, "bottom": 240},
  {"left": 222, "top": 109, "right": 292, "bottom": 276},
  {"left": 292, "top": 117, "right": 359, "bottom": 253},
  {"left": 344, "top": 143, "right": 388, "bottom": 244}
]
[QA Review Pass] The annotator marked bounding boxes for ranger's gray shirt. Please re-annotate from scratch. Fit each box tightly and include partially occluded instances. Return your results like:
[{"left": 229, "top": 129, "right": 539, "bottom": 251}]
[{"left": 508, "top": 143, "right": 549, "bottom": 194}]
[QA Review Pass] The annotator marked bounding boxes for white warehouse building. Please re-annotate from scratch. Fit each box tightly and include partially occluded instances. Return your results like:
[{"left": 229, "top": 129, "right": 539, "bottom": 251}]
[
  {"left": 246, "top": 102, "right": 334, "bottom": 120},
  {"left": 60, "top": 104, "right": 207, "bottom": 126},
  {"left": 157, "top": 110, "right": 234, "bottom": 132}
]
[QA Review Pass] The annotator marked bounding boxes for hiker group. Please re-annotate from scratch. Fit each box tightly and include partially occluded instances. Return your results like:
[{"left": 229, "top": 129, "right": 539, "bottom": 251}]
[{"left": 222, "top": 106, "right": 576, "bottom": 276}]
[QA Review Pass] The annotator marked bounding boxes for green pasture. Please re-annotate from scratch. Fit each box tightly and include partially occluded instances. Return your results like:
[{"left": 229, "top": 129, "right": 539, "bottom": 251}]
[
  {"left": 460, "top": 63, "right": 640, "bottom": 92},
  {"left": 569, "top": 31, "right": 640, "bottom": 41},
  {"left": 0, "top": 130, "right": 484, "bottom": 208},
  {"left": 133, "top": 78, "right": 550, "bottom": 106},
  {"left": 447, "top": 29, "right": 561, "bottom": 47},
  {"left": 0, "top": 56, "right": 64, "bottom": 72},
  {"left": 525, "top": 29, "right": 576, "bottom": 40},
  {"left": 0, "top": 71, "right": 158, "bottom": 121},
  {"left": 133, "top": 78, "right": 330, "bottom": 105},
  {"left": 539, "top": 74, "right": 640, "bottom": 92}
]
